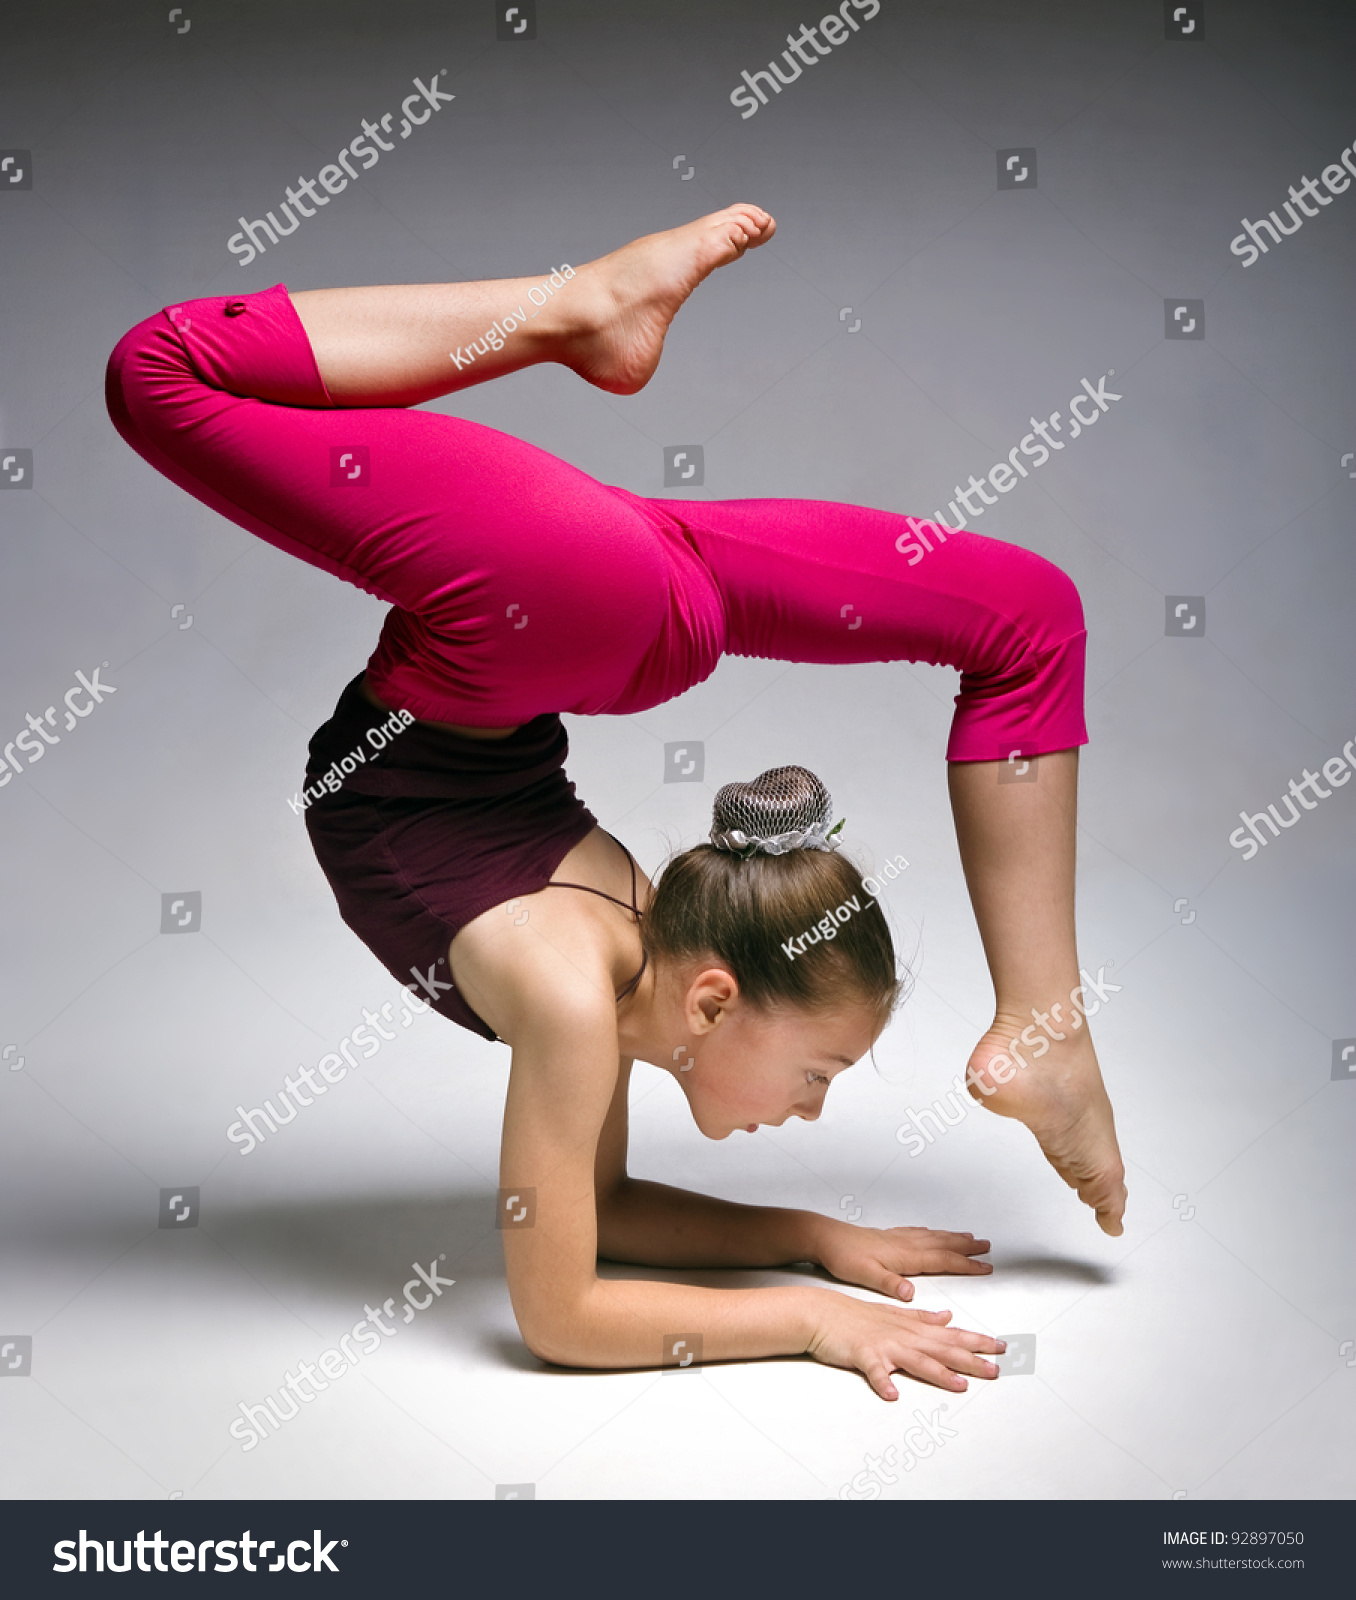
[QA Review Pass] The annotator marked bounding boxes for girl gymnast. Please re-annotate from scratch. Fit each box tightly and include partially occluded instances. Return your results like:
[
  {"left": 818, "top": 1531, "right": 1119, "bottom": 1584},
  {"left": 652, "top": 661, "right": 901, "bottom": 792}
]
[{"left": 105, "top": 204, "right": 1126, "bottom": 1400}]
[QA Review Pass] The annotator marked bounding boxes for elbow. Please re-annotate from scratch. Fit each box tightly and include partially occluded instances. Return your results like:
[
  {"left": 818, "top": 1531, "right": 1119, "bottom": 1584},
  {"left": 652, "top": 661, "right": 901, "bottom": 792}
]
[
  {"left": 514, "top": 1291, "right": 596, "bottom": 1369},
  {"left": 521, "top": 1327, "right": 567, "bottom": 1367},
  {"left": 518, "top": 1314, "right": 585, "bottom": 1369}
]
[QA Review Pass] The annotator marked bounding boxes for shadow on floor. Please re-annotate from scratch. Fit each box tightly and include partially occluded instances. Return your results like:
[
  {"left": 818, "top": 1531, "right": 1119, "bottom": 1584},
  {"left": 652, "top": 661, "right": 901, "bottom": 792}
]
[{"left": 988, "top": 1253, "right": 1114, "bottom": 1285}]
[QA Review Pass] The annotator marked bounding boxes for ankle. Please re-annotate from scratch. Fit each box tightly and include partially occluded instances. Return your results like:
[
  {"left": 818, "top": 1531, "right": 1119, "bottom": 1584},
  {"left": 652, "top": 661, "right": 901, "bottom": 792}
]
[
  {"left": 995, "top": 974, "right": 1092, "bottom": 1032},
  {"left": 552, "top": 257, "right": 609, "bottom": 337},
  {"left": 990, "top": 997, "right": 1095, "bottom": 1056},
  {"left": 524, "top": 262, "right": 606, "bottom": 378}
]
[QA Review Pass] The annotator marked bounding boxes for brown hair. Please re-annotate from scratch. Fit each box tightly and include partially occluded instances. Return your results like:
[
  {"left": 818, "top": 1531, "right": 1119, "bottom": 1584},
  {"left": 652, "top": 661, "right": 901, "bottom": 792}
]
[{"left": 640, "top": 767, "right": 904, "bottom": 1024}]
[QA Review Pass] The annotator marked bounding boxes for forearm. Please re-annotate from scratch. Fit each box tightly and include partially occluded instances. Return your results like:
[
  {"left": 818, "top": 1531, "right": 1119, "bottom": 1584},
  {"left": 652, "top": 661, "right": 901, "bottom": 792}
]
[
  {"left": 596, "top": 1177, "right": 832, "bottom": 1270},
  {"left": 522, "top": 1274, "right": 830, "bottom": 1371}
]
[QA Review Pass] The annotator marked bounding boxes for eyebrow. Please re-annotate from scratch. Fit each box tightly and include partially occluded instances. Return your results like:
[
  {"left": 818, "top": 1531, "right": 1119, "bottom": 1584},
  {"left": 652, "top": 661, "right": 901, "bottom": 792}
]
[{"left": 825, "top": 1054, "right": 854, "bottom": 1068}]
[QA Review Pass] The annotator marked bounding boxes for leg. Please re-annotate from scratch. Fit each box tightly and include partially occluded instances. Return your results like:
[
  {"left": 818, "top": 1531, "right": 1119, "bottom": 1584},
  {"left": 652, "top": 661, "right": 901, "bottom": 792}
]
[
  {"left": 106, "top": 290, "right": 676, "bottom": 726},
  {"left": 289, "top": 203, "right": 775, "bottom": 407},
  {"left": 662, "top": 496, "right": 1124, "bottom": 1232},
  {"left": 104, "top": 205, "right": 770, "bottom": 728},
  {"left": 950, "top": 752, "right": 1126, "bottom": 1236}
]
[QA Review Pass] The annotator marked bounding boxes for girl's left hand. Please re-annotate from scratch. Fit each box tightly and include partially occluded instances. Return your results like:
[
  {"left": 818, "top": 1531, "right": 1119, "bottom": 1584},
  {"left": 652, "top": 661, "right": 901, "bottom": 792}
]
[{"left": 814, "top": 1222, "right": 993, "bottom": 1301}]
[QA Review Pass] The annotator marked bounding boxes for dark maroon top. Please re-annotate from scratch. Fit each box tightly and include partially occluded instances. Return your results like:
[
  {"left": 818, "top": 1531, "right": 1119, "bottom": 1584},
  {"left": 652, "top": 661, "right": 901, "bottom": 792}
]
[{"left": 302, "top": 673, "right": 644, "bottom": 1041}]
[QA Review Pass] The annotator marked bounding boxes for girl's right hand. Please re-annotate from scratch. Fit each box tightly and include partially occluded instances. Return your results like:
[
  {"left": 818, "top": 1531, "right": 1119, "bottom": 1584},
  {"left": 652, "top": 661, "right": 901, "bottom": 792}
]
[{"left": 805, "top": 1294, "right": 1006, "bottom": 1399}]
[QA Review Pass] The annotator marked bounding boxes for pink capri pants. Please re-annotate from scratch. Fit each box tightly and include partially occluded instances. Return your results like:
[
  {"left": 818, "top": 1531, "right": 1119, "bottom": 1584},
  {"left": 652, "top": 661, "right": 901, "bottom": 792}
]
[{"left": 104, "top": 283, "right": 1087, "bottom": 761}]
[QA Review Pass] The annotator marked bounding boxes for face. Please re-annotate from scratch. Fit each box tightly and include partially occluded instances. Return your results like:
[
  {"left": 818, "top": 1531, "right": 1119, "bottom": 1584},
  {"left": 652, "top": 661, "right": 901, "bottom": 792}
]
[{"left": 664, "top": 965, "right": 882, "bottom": 1139}]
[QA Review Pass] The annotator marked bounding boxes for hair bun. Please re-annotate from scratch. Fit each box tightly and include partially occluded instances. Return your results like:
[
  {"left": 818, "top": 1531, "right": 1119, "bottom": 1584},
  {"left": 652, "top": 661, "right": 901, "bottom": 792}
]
[{"left": 710, "top": 766, "right": 837, "bottom": 856}]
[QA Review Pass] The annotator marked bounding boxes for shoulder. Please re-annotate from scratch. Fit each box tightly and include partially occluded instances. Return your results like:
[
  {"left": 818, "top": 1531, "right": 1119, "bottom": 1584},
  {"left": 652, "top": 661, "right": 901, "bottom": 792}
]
[{"left": 452, "top": 891, "right": 623, "bottom": 1052}]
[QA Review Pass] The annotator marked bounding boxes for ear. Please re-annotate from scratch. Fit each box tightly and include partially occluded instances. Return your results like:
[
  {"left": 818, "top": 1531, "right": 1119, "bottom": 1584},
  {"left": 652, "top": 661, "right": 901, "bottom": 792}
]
[{"left": 688, "top": 965, "right": 739, "bottom": 1033}]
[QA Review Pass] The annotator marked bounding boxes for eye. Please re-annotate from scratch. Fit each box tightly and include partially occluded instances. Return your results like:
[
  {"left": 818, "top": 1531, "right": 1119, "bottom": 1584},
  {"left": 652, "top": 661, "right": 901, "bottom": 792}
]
[{"left": 806, "top": 1071, "right": 829, "bottom": 1086}]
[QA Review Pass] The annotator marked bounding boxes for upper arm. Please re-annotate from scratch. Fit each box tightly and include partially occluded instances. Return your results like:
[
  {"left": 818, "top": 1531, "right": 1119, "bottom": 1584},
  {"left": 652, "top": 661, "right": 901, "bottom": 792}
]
[
  {"left": 497, "top": 988, "right": 625, "bottom": 1361},
  {"left": 447, "top": 888, "right": 637, "bottom": 1359},
  {"left": 594, "top": 1058, "right": 632, "bottom": 1205}
]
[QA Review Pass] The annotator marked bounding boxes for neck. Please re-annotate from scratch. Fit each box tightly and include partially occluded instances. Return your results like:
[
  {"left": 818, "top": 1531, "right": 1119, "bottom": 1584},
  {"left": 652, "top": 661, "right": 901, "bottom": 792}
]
[{"left": 614, "top": 961, "right": 670, "bottom": 1069}]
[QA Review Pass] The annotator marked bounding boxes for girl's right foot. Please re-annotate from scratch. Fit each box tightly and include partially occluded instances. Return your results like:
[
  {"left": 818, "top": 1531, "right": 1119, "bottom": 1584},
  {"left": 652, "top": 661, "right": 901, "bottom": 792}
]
[
  {"left": 965, "top": 1023, "right": 1128, "bottom": 1237},
  {"left": 566, "top": 204, "right": 776, "bottom": 394}
]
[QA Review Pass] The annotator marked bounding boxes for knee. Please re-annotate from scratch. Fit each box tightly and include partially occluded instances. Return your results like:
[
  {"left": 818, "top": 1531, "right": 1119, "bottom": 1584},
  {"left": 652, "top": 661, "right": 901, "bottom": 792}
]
[
  {"left": 104, "top": 315, "right": 191, "bottom": 441},
  {"left": 104, "top": 327, "right": 152, "bottom": 449},
  {"left": 1004, "top": 547, "right": 1085, "bottom": 657}
]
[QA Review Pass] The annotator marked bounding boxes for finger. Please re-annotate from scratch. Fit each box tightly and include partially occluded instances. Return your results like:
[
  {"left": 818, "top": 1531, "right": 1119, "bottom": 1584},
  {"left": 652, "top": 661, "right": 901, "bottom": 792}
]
[
  {"left": 897, "top": 1307, "right": 952, "bottom": 1325},
  {"left": 877, "top": 1273, "right": 915, "bottom": 1302},
  {"left": 893, "top": 1230, "right": 990, "bottom": 1254},
  {"left": 862, "top": 1361, "right": 901, "bottom": 1402},
  {"left": 918, "top": 1334, "right": 1001, "bottom": 1380},
  {"left": 955, "top": 1332, "right": 1007, "bottom": 1356},
  {"left": 906, "top": 1250, "right": 993, "bottom": 1277},
  {"left": 937, "top": 1254, "right": 994, "bottom": 1275},
  {"left": 898, "top": 1350, "right": 969, "bottom": 1393},
  {"left": 949, "top": 1345, "right": 1003, "bottom": 1380}
]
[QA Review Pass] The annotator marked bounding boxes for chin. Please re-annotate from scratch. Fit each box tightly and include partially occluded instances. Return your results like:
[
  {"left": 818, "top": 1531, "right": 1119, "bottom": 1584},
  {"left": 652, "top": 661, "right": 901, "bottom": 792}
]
[
  {"left": 687, "top": 1097, "right": 763, "bottom": 1140},
  {"left": 694, "top": 1113, "right": 743, "bottom": 1142},
  {"left": 687, "top": 1108, "right": 727, "bottom": 1140}
]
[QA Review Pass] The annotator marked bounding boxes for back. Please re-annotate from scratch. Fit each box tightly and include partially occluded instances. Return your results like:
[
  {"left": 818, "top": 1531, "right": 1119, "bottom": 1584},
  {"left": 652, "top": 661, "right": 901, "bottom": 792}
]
[{"left": 302, "top": 672, "right": 600, "bottom": 1039}]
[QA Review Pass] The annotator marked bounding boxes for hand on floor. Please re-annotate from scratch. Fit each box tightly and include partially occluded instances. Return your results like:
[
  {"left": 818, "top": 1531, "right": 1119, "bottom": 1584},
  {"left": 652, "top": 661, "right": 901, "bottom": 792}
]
[
  {"left": 805, "top": 1294, "right": 1004, "bottom": 1400},
  {"left": 816, "top": 1220, "right": 994, "bottom": 1302}
]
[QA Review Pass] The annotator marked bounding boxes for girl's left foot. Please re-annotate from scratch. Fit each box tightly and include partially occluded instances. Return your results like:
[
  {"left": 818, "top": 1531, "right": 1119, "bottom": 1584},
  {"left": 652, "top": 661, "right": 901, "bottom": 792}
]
[{"left": 566, "top": 204, "right": 776, "bottom": 394}]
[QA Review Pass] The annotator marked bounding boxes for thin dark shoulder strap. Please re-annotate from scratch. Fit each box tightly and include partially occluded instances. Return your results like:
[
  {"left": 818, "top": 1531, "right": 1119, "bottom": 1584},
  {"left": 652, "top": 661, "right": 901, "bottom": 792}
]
[
  {"left": 542, "top": 831, "right": 647, "bottom": 1002},
  {"left": 544, "top": 831, "right": 643, "bottom": 922}
]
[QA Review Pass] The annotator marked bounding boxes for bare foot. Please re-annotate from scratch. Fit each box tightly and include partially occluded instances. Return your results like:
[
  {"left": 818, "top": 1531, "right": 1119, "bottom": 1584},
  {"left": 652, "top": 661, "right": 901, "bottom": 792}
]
[
  {"left": 565, "top": 204, "right": 776, "bottom": 394},
  {"left": 965, "top": 1022, "right": 1127, "bottom": 1237}
]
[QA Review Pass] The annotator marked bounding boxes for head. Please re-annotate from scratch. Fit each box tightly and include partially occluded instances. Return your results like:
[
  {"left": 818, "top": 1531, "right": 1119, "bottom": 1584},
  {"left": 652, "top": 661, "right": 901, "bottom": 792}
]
[{"left": 638, "top": 766, "right": 905, "bottom": 1139}]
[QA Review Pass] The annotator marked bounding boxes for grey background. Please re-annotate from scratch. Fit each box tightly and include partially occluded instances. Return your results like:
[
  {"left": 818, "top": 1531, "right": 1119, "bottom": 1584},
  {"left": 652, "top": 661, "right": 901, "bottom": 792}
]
[{"left": 1, "top": 0, "right": 1352, "bottom": 1500}]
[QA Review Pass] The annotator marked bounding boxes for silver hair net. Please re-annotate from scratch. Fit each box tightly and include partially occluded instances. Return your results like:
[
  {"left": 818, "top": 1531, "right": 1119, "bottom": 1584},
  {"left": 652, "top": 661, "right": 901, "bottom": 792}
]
[{"left": 709, "top": 766, "right": 843, "bottom": 856}]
